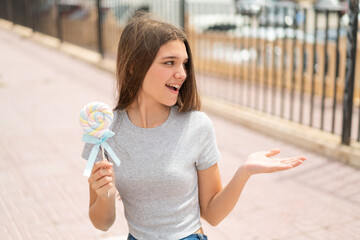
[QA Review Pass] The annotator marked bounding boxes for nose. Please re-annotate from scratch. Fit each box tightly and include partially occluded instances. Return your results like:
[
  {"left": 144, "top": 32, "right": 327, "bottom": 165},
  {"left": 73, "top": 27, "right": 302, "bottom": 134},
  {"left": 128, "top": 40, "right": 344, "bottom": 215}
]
[{"left": 174, "top": 64, "right": 186, "bottom": 80}]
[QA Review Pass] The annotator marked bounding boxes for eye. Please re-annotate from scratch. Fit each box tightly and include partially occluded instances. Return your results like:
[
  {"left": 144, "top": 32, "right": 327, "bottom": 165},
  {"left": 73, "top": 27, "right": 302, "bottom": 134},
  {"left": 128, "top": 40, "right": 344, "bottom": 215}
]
[{"left": 164, "top": 61, "right": 174, "bottom": 66}]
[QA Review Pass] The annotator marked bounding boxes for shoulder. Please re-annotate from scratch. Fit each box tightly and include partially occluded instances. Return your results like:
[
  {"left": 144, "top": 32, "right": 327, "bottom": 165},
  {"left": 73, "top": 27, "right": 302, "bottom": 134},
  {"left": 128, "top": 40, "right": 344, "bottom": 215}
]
[
  {"left": 174, "top": 109, "right": 214, "bottom": 132},
  {"left": 113, "top": 109, "right": 126, "bottom": 121},
  {"left": 110, "top": 109, "right": 127, "bottom": 132},
  {"left": 188, "top": 110, "right": 213, "bottom": 128}
]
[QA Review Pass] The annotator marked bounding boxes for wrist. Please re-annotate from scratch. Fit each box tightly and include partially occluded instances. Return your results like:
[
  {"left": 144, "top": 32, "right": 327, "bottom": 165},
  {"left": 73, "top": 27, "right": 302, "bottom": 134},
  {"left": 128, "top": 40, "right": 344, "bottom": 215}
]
[
  {"left": 97, "top": 193, "right": 116, "bottom": 203},
  {"left": 237, "top": 165, "right": 252, "bottom": 180}
]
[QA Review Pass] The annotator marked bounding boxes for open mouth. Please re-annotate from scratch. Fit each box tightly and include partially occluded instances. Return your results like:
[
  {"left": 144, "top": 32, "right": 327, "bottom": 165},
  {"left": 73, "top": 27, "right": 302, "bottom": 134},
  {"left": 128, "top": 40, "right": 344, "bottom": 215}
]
[{"left": 166, "top": 84, "right": 180, "bottom": 93}]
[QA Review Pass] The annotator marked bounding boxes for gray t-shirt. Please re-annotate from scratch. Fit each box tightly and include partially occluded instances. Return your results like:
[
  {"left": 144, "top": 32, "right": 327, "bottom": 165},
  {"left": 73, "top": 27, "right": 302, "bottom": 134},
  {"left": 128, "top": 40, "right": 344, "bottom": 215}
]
[{"left": 82, "top": 106, "right": 220, "bottom": 240}]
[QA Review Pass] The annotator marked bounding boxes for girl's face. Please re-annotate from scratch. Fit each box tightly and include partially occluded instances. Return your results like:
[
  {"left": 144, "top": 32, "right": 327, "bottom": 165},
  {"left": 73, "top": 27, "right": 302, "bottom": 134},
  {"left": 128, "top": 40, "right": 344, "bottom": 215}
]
[{"left": 139, "top": 40, "right": 188, "bottom": 108}]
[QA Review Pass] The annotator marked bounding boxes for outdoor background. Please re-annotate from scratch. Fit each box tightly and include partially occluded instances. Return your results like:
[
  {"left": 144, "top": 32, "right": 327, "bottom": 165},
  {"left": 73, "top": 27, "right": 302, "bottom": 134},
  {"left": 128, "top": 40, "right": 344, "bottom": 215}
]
[{"left": 0, "top": 0, "right": 360, "bottom": 239}]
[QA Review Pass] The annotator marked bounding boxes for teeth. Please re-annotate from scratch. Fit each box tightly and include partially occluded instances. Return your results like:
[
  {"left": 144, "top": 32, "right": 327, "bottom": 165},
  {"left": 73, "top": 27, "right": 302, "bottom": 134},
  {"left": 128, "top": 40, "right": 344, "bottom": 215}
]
[{"left": 166, "top": 84, "right": 180, "bottom": 89}]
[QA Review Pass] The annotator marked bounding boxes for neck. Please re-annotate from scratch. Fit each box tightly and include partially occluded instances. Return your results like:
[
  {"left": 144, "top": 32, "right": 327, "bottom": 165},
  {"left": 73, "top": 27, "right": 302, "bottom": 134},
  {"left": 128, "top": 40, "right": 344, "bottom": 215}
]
[{"left": 127, "top": 98, "right": 170, "bottom": 128}]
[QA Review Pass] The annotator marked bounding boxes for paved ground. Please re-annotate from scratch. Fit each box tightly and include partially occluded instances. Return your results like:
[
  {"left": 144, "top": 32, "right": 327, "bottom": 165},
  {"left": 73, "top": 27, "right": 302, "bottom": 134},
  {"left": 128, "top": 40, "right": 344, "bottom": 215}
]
[{"left": 1, "top": 26, "right": 360, "bottom": 240}]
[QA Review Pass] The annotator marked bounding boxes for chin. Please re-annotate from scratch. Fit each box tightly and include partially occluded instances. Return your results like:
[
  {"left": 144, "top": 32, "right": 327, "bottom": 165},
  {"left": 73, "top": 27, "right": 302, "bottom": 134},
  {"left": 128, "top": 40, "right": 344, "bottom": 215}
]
[
  {"left": 163, "top": 101, "right": 177, "bottom": 107},
  {"left": 161, "top": 97, "right": 178, "bottom": 107}
]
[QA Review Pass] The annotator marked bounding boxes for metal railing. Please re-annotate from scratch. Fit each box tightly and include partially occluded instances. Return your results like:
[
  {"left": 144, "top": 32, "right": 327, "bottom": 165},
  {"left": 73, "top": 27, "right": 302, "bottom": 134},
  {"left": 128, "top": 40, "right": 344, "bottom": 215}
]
[{"left": 0, "top": 0, "right": 358, "bottom": 146}]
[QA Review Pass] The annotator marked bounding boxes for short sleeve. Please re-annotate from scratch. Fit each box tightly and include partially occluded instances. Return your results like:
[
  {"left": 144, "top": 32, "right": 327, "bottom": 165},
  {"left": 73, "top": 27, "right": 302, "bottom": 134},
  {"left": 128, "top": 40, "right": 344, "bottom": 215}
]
[{"left": 195, "top": 113, "right": 221, "bottom": 170}]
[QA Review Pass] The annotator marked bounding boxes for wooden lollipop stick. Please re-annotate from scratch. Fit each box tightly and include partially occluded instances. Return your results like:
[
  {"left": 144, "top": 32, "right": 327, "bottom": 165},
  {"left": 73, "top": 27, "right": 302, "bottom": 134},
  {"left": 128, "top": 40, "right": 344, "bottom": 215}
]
[
  {"left": 101, "top": 146, "right": 110, "bottom": 197},
  {"left": 101, "top": 145, "right": 106, "bottom": 161}
]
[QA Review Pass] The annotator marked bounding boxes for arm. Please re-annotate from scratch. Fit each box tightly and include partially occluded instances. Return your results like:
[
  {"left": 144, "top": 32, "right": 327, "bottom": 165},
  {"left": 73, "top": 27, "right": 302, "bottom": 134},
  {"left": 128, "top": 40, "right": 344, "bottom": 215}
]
[
  {"left": 198, "top": 149, "right": 306, "bottom": 226},
  {"left": 88, "top": 160, "right": 117, "bottom": 231}
]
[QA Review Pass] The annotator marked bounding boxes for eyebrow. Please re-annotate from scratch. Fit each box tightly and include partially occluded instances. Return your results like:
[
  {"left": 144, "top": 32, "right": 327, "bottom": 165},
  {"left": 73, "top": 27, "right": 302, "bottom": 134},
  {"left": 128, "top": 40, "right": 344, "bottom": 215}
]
[{"left": 161, "top": 56, "right": 188, "bottom": 61}]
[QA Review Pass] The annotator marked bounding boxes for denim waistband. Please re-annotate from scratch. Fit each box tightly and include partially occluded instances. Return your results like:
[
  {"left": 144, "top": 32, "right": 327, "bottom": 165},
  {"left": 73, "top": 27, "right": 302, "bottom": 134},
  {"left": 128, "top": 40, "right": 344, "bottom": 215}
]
[
  {"left": 180, "top": 233, "right": 208, "bottom": 240},
  {"left": 127, "top": 233, "right": 208, "bottom": 240}
]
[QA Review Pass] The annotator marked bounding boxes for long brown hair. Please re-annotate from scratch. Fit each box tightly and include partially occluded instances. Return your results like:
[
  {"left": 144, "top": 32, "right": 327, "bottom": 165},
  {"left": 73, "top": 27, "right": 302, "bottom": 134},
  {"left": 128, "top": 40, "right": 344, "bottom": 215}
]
[{"left": 114, "top": 12, "right": 200, "bottom": 112}]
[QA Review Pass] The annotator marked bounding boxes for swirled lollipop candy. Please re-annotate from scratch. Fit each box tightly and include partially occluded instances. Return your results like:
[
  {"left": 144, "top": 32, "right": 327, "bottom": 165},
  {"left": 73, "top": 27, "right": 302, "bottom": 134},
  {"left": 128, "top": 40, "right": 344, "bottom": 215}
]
[
  {"left": 79, "top": 102, "right": 120, "bottom": 178},
  {"left": 79, "top": 102, "right": 114, "bottom": 138}
]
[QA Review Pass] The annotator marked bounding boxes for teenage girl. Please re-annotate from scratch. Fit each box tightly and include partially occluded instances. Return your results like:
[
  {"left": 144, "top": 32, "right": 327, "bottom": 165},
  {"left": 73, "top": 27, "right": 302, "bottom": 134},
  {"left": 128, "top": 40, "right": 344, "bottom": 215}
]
[{"left": 82, "top": 12, "right": 306, "bottom": 240}]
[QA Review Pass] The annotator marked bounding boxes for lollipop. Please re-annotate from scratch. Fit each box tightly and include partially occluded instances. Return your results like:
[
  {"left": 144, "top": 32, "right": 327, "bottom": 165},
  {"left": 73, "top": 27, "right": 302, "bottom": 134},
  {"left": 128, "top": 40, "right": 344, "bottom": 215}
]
[
  {"left": 79, "top": 102, "right": 121, "bottom": 178},
  {"left": 80, "top": 102, "right": 114, "bottom": 138}
]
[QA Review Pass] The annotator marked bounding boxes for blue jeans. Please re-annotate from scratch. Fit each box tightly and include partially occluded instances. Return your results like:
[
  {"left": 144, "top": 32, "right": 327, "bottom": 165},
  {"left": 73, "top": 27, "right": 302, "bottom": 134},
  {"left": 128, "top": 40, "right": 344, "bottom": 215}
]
[{"left": 127, "top": 233, "right": 208, "bottom": 240}]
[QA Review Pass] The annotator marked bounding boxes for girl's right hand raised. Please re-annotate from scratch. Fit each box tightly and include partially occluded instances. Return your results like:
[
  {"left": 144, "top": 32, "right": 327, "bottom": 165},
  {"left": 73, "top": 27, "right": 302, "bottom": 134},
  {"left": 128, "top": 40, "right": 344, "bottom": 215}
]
[{"left": 88, "top": 160, "right": 116, "bottom": 198}]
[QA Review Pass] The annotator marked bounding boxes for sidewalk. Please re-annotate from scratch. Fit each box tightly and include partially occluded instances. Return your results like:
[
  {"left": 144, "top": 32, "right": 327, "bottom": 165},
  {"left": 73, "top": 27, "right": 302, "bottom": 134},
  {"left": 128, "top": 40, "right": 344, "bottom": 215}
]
[{"left": 0, "top": 26, "right": 360, "bottom": 240}]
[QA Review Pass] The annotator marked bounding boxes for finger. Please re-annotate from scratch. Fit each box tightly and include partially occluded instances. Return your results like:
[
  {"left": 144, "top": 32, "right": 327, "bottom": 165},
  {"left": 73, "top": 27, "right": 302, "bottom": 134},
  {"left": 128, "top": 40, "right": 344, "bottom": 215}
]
[
  {"left": 290, "top": 159, "right": 305, "bottom": 168},
  {"left": 280, "top": 156, "right": 306, "bottom": 164},
  {"left": 277, "top": 159, "right": 304, "bottom": 171},
  {"left": 279, "top": 157, "right": 298, "bottom": 164},
  {"left": 265, "top": 149, "right": 280, "bottom": 158},
  {"left": 94, "top": 167, "right": 113, "bottom": 181},
  {"left": 95, "top": 182, "right": 114, "bottom": 197},
  {"left": 88, "top": 167, "right": 113, "bottom": 185},
  {"left": 102, "top": 182, "right": 114, "bottom": 195},
  {"left": 91, "top": 161, "right": 113, "bottom": 175},
  {"left": 92, "top": 176, "right": 113, "bottom": 191}
]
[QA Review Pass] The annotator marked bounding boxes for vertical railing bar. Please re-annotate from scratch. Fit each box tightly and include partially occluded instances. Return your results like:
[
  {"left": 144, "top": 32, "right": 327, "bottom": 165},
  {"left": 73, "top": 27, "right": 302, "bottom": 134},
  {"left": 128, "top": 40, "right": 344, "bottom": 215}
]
[
  {"left": 96, "top": 0, "right": 104, "bottom": 57},
  {"left": 25, "top": 0, "right": 33, "bottom": 31},
  {"left": 215, "top": 5, "right": 223, "bottom": 99},
  {"left": 240, "top": 16, "right": 244, "bottom": 105},
  {"left": 1, "top": 1, "right": 4, "bottom": 19},
  {"left": 80, "top": 0, "right": 84, "bottom": 47},
  {"left": 262, "top": 6, "right": 269, "bottom": 113},
  {"left": 6, "top": 0, "right": 13, "bottom": 23},
  {"left": 254, "top": 13, "right": 260, "bottom": 110},
  {"left": 211, "top": 34, "right": 216, "bottom": 98},
  {"left": 76, "top": 0, "right": 80, "bottom": 46},
  {"left": 331, "top": 10, "right": 341, "bottom": 134},
  {"left": 198, "top": 5, "right": 207, "bottom": 96},
  {"left": 203, "top": 6, "right": 210, "bottom": 97},
  {"left": 197, "top": 4, "right": 205, "bottom": 95},
  {"left": 211, "top": 15, "right": 218, "bottom": 99},
  {"left": 210, "top": 18, "right": 214, "bottom": 98},
  {"left": 1, "top": 0, "right": 5, "bottom": 20},
  {"left": 55, "top": 0, "right": 63, "bottom": 42},
  {"left": 230, "top": 31, "right": 235, "bottom": 103},
  {"left": 280, "top": 7, "right": 288, "bottom": 118},
  {"left": 246, "top": 16, "right": 252, "bottom": 107},
  {"left": 239, "top": 24, "right": 243, "bottom": 103},
  {"left": 310, "top": 9, "right": 318, "bottom": 127},
  {"left": 213, "top": 32, "right": 218, "bottom": 99},
  {"left": 87, "top": 0, "right": 91, "bottom": 49},
  {"left": 241, "top": 16, "right": 246, "bottom": 105},
  {"left": 252, "top": 14, "right": 257, "bottom": 109},
  {"left": 180, "top": 0, "right": 185, "bottom": 30},
  {"left": 34, "top": 0, "right": 39, "bottom": 33},
  {"left": 342, "top": 0, "right": 358, "bottom": 145},
  {"left": 30, "top": 0, "right": 34, "bottom": 31},
  {"left": 290, "top": 7, "right": 298, "bottom": 121},
  {"left": 221, "top": 34, "right": 226, "bottom": 101},
  {"left": 235, "top": 27, "right": 240, "bottom": 104},
  {"left": 86, "top": 0, "right": 89, "bottom": 49},
  {"left": 11, "top": 0, "right": 16, "bottom": 25},
  {"left": 230, "top": 17, "right": 235, "bottom": 104},
  {"left": 9, "top": 0, "right": 14, "bottom": 23},
  {"left": 320, "top": 10, "right": 329, "bottom": 130},
  {"left": 299, "top": 7, "right": 307, "bottom": 124},
  {"left": 271, "top": 6, "right": 278, "bottom": 115},
  {"left": 234, "top": 33, "right": 239, "bottom": 105}
]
